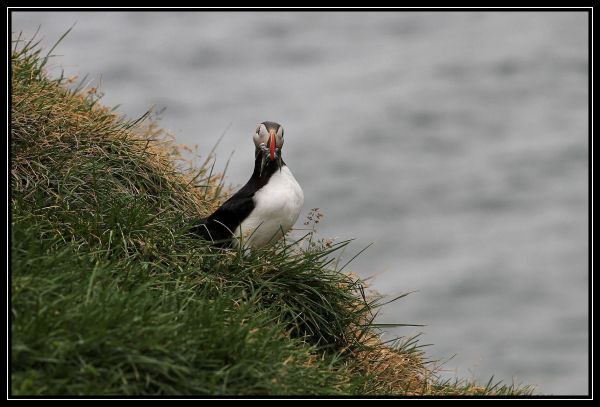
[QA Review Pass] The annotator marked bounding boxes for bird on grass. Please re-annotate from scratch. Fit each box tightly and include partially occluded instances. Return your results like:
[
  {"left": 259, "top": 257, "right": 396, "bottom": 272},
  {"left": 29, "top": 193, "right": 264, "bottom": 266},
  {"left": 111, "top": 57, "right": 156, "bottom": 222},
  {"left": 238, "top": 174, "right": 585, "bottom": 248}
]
[{"left": 192, "top": 121, "right": 304, "bottom": 249}]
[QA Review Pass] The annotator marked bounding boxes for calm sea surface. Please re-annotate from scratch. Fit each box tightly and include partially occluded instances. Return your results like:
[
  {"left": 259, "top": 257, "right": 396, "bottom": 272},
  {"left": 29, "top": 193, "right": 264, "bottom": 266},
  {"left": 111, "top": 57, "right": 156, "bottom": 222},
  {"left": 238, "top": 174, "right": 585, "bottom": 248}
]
[{"left": 12, "top": 11, "right": 589, "bottom": 395}]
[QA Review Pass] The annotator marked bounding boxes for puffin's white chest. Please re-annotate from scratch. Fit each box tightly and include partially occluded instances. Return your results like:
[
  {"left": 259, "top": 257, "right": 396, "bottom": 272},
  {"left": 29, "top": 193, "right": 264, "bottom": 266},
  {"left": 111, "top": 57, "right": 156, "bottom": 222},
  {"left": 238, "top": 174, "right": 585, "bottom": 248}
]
[{"left": 234, "top": 166, "right": 304, "bottom": 249}]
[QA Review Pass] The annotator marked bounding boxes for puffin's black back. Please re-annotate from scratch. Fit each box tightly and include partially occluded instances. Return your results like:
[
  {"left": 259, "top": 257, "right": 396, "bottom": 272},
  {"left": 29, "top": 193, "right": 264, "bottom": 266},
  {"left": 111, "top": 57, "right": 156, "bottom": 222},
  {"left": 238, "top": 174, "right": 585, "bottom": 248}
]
[{"left": 191, "top": 154, "right": 283, "bottom": 246}]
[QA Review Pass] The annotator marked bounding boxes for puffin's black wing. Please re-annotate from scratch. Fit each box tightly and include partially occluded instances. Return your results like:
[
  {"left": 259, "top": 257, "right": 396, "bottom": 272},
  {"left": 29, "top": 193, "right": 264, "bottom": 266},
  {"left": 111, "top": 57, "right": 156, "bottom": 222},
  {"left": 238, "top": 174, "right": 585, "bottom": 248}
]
[
  {"left": 191, "top": 153, "right": 278, "bottom": 246},
  {"left": 191, "top": 188, "right": 256, "bottom": 246}
]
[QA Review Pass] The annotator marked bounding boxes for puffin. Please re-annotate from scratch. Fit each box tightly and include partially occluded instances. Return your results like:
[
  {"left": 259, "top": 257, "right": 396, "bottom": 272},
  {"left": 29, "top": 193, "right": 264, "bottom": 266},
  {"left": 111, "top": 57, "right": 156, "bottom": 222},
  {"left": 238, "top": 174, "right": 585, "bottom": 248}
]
[{"left": 192, "top": 121, "right": 304, "bottom": 249}]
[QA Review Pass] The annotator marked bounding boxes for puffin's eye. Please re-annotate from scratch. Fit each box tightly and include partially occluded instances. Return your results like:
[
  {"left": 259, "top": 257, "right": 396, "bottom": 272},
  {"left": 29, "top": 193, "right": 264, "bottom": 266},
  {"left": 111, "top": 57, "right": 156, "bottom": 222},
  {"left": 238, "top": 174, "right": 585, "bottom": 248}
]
[{"left": 255, "top": 126, "right": 261, "bottom": 134}]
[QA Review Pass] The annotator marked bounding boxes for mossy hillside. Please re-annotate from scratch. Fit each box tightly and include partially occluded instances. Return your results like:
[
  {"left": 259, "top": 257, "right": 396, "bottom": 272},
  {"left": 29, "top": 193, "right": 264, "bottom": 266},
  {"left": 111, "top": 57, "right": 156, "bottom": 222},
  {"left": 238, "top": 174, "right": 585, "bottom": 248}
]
[{"left": 10, "top": 35, "right": 533, "bottom": 396}]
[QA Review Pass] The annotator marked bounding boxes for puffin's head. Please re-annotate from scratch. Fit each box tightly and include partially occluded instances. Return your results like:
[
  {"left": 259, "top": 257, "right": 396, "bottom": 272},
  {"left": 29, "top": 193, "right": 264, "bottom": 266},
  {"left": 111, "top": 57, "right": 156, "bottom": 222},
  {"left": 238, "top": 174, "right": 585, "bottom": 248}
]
[{"left": 253, "top": 121, "right": 284, "bottom": 172}]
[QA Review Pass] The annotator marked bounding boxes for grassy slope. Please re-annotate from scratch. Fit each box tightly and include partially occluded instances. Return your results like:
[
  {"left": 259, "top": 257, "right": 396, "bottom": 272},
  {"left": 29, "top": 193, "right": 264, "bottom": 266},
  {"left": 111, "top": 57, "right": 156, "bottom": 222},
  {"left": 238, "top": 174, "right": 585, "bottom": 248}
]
[{"left": 10, "top": 37, "right": 533, "bottom": 396}]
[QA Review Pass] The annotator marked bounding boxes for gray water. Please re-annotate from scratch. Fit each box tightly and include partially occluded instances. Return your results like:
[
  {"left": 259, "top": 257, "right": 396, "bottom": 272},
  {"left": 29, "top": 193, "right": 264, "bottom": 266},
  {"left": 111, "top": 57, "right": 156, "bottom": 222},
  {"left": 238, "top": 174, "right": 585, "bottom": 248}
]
[{"left": 12, "top": 11, "right": 589, "bottom": 395}]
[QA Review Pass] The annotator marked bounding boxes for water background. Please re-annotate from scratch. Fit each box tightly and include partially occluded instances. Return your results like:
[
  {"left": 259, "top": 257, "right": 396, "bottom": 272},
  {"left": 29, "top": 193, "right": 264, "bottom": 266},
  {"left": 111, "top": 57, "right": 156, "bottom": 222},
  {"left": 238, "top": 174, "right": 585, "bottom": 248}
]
[{"left": 12, "top": 11, "right": 589, "bottom": 395}]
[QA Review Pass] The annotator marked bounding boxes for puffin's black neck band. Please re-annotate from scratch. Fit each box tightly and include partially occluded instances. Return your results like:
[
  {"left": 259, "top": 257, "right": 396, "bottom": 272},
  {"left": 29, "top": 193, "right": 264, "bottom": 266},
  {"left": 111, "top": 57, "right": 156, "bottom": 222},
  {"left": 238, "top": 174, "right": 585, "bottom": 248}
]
[{"left": 252, "top": 150, "right": 284, "bottom": 181}]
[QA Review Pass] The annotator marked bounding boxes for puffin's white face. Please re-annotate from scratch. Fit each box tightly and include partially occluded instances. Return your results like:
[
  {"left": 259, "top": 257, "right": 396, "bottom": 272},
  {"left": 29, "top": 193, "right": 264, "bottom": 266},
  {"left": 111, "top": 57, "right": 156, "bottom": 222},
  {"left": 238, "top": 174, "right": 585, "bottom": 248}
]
[{"left": 253, "top": 122, "right": 284, "bottom": 161}]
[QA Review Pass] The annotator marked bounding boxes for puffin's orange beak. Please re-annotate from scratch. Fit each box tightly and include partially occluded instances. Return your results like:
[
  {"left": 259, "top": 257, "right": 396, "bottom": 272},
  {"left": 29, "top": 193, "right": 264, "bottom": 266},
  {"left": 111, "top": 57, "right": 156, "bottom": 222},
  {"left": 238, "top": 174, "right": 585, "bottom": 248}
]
[{"left": 269, "top": 129, "right": 276, "bottom": 161}]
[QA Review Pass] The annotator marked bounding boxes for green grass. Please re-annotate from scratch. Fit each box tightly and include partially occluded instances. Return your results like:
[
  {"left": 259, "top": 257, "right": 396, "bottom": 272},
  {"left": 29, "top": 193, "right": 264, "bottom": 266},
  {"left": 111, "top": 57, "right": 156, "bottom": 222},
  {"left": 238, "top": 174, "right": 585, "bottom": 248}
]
[
  {"left": 10, "top": 33, "right": 534, "bottom": 396},
  {"left": 11, "top": 216, "right": 360, "bottom": 395}
]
